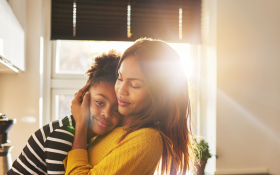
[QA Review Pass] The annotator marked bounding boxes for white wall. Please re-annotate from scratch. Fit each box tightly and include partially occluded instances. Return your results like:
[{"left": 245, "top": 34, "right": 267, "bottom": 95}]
[
  {"left": 216, "top": 0, "right": 280, "bottom": 174},
  {"left": 0, "top": 0, "right": 42, "bottom": 161},
  {"left": 200, "top": 0, "right": 217, "bottom": 174}
]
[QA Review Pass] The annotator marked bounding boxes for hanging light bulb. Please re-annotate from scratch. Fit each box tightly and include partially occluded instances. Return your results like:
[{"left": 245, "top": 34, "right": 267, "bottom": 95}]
[
  {"left": 73, "top": 0, "right": 77, "bottom": 37},
  {"left": 179, "top": 8, "right": 182, "bottom": 40},
  {"left": 127, "top": 5, "right": 131, "bottom": 38}
]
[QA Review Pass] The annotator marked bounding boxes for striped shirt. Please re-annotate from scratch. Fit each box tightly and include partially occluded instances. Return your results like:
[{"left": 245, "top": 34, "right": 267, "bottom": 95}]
[{"left": 7, "top": 115, "right": 75, "bottom": 175}]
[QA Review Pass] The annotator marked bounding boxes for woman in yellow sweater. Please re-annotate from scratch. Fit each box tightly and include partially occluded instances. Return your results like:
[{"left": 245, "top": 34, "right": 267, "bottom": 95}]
[{"left": 64, "top": 38, "right": 196, "bottom": 175}]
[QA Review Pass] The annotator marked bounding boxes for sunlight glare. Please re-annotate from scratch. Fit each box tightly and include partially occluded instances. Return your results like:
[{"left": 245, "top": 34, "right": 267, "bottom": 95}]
[{"left": 168, "top": 43, "right": 193, "bottom": 78}]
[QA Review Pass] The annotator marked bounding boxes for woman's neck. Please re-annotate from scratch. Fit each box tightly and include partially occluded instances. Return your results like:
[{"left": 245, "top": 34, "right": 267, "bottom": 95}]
[{"left": 119, "top": 115, "right": 140, "bottom": 127}]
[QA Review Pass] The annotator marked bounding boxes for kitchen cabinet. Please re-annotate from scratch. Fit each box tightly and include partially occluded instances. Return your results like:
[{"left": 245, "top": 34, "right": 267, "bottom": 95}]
[{"left": 0, "top": 0, "right": 25, "bottom": 73}]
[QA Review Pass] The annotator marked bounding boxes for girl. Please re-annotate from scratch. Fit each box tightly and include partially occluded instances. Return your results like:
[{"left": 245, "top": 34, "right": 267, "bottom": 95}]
[
  {"left": 7, "top": 50, "right": 122, "bottom": 175},
  {"left": 66, "top": 38, "right": 196, "bottom": 175}
]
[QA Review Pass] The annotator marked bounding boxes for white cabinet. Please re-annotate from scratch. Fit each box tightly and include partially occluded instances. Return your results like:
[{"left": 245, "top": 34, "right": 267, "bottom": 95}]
[{"left": 0, "top": 0, "right": 25, "bottom": 73}]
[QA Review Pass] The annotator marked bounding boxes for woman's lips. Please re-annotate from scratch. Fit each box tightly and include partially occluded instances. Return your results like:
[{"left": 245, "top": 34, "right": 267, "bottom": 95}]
[{"left": 118, "top": 98, "right": 131, "bottom": 107}]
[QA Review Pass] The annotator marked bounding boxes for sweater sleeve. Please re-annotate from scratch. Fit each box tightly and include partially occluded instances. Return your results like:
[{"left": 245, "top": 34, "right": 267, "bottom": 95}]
[{"left": 64, "top": 128, "right": 163, "bottom": 175}]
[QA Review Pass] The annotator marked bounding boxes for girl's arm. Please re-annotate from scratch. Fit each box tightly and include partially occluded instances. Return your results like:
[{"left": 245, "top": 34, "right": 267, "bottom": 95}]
[{"left": 71, "top": 84, "right": 90, "bottom": 151}]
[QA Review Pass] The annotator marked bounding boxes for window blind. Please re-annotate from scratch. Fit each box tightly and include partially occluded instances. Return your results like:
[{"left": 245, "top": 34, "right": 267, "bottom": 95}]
[{"left": 51, "top": 0, "right": 201, "bottom": 44}]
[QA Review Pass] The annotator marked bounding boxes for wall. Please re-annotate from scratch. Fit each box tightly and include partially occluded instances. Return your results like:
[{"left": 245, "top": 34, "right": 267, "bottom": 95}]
[
  {"left": 216, "top": 0, "right": 280, "bottom": 174},
  {"left": 0, "top": 0, "right": 42, "bottom": 161},
  {"left": 200, "top": 0, "right": 217, "bottom": 174}
]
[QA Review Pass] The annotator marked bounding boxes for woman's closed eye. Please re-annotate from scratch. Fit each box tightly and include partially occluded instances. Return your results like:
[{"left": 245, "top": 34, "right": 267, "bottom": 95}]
[
  {"left": 117, "top": 75, "right": 141, "bottom": 88},
  {"left": 131, "top": 84, "right": 141, "bottom": 89}
]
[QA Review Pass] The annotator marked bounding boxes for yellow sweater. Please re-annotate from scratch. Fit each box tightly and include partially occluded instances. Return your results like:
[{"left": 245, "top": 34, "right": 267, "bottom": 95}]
[{"left": 64, "top": 127, "right": 163, "bottom": 175}]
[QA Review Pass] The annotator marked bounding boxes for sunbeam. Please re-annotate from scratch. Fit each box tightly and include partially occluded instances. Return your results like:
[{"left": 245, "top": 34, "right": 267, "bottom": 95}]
[{"left": 217, "top": 88, "right": 280, "bottom": 145}]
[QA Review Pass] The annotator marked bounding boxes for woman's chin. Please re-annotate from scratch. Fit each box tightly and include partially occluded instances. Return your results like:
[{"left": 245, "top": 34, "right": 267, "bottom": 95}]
[{"left": 118, "top": 109, "right": 131, "bottom": 116}]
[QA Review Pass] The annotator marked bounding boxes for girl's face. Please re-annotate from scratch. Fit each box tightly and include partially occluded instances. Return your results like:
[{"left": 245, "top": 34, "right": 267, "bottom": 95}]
[
  {"left": 88, "top": 82, "right": 122, "bottom": 135},
  {"left": 115, "top": 55, "right": 152, "bottom": 118}
]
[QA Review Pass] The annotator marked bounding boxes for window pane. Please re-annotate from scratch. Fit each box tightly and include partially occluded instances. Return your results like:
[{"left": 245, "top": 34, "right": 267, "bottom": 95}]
[
  {"left": 56, "top": 40, "right": 134, "bottom": 74},
  {"left": 56, "top": 94, "right": 74, "bottom": 120},
  {"left": 56, "top": 40, "right": 194, "bottom": 78}
]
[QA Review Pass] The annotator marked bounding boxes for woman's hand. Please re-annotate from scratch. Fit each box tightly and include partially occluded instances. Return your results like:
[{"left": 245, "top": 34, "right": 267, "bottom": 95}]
[{"left": 71, "top": 84, "right": 91, "bottom": 127}]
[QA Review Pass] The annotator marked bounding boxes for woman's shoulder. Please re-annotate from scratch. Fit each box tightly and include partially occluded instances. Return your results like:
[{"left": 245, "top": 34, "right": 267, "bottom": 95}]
[
  {"left": 91, "top": 127, "right": 163, "bottom": 149},
  {"left": 132, "top": 127, "right": 161, "bottom": 136},
  {"left": 109, "top": 127, "right": 162, "bottom": 138},
  {"left": 125, "top": 127, "right": 163, "bottom": 146}
]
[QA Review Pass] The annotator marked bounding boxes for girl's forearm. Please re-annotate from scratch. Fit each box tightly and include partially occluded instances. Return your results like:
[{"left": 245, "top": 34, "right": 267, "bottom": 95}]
[{"left": 72, "top": 124, "right": 88, "bottom": 150}]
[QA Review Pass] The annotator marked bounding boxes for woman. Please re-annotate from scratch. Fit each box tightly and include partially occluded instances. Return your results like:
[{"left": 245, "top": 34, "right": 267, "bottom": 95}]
[{"left": 65, "top": 38, "right": 196, "bottom": 175}]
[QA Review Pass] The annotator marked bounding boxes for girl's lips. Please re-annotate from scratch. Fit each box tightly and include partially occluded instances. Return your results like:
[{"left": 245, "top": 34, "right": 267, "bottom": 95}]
[
  {"left": 97, "top": 120, "right": 109, "bottom": 128},
  {"left": 94, "top": 117, "right": 111, "bottom": 128},
  {"left": 118, "top": 98, "right": 131, "bottom": 107}
]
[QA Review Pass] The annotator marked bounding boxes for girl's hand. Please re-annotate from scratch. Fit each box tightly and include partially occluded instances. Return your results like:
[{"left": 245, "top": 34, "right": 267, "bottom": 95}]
[{"left": 71, "top": 84, "right": 91, "bottom": 127}]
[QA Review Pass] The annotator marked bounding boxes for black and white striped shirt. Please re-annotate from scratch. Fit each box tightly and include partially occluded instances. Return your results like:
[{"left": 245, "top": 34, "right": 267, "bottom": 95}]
[{"left": 7, "top": 115, "right": 75, "bottom": 175}]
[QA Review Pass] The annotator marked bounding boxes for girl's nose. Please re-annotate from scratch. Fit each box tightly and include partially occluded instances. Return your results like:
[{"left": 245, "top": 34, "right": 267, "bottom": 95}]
[{"left": 102, "top": 109, "right": 112, "bottom": 119}]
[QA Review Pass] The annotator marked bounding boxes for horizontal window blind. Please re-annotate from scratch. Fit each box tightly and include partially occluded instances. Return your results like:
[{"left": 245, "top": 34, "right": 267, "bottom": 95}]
[{"left": 51, "top": 0, "right": 201, "bottom": 44}]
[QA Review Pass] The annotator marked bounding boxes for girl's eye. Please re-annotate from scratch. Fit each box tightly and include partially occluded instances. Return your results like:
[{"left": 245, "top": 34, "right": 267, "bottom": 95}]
[
  {"left": 117, "top": 78, "right": 123, "bottom": 81},
  {"left": 96, "top": 101, "right": 104, "bottom": 106}
]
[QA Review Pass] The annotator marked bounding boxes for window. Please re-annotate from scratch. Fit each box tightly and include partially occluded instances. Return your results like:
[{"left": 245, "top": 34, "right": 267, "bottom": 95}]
[
  {"left": 51, "top": 89, "right": 75, "bottom": 120},
  {"left": 50, "top": 40, "right": 200, "bottom": 122},
  {"left": 51, "top": 40, "right": 135, "bottom": 120},
  {"left": 54, "top": 40, "right": 134, "bottom": 75}
]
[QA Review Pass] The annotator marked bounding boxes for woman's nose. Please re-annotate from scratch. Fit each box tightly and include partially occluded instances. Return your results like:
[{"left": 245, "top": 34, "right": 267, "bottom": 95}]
[{"left": 116, "top": 81, "right": 128, "bottom": 96}]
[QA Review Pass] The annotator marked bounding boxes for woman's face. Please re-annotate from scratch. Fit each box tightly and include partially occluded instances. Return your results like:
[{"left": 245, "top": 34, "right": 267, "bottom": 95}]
[
  {"left": 88, "top": 82, "right": 122, "bottom": 135},
  {"left": 115, "top": 55, "right": 152, "bottom": 117}
]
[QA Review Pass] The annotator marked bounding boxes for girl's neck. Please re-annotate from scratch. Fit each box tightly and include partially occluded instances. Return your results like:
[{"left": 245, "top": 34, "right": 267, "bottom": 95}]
[{"left": 87, "top": 127, "right": 96, "bottom": 142}]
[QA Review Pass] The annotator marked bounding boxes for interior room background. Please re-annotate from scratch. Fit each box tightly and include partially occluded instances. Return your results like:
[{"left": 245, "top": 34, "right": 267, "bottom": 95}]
[{"left": 0, "top": 0, "right": 279, "bottom": 175}]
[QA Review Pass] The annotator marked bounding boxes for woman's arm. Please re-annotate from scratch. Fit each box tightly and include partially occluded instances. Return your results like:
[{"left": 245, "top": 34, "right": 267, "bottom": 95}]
[
  {"left": 64, "top": 128, "right": 163, "bottom": 175},
  {"left": 65, "top": 84, "right": 163, "bottom": 175}
]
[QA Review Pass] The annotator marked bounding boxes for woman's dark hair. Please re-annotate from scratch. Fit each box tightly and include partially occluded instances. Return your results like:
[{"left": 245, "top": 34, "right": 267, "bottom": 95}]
[
  {"left": 86, "top": 49, "right": 120, "bottom": 86},
  {"left": 117, "top": 38, "right": 196, "bottom": 174}
]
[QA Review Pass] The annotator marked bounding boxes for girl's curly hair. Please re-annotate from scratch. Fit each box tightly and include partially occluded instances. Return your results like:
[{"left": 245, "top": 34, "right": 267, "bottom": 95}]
[{"left": 86, "top": 49, "right": 120, "bottom": 86}]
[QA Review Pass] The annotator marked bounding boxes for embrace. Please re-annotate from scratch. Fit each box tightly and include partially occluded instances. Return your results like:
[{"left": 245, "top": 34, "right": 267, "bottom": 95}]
[{"left": 8, "top": 38, "right": 196, "bottom": 175}]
